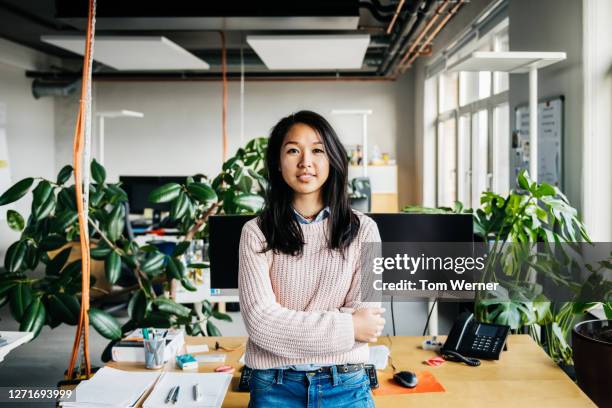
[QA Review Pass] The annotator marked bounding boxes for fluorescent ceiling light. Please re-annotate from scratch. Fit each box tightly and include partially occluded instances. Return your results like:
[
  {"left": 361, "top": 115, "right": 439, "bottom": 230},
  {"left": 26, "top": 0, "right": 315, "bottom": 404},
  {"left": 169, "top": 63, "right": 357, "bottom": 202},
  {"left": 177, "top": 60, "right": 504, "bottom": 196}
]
[
  {"left": 247, "top": 35, "right": 370, "bottom": 70},
  {"left": 40, "top": 36, "right": 209, "bottom": 71},
  {"left": 96, "top": 110, "right": 144, "bottom": 118}
]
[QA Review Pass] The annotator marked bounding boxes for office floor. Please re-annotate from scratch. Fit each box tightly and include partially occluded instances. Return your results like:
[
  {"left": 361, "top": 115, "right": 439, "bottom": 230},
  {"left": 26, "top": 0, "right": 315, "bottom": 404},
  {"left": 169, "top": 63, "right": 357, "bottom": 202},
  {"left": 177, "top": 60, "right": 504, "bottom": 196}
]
[{"left": 0, "top": 306, "right": 245, "bottom": 407}]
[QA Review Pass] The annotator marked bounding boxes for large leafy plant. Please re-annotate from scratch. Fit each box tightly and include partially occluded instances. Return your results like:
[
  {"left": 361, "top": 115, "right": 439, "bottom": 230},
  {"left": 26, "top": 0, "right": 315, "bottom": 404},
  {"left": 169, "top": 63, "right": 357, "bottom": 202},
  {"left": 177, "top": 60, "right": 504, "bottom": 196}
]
[
  {"left": 402, "top": 170, "right": 612, "bottom": 365},
  {"left": 0, "top": 137, "right": 267, "bottom": 356}
]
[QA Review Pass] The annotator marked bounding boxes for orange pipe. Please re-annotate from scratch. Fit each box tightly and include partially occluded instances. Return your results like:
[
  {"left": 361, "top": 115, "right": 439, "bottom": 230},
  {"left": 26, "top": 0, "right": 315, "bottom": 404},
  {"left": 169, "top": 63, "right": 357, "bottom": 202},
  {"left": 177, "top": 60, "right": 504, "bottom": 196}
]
[
  {"left": 400, "top": 0, "right": 464, "bottom": 72},
  {"left": 396, "top": 0, "right": 450, "bottom": 68},
  {"left": 67, "top": 0, "right": 95, "bottom": 380},
  {"left": 386, "top": 0, "right": 406, "bottom": 35}
]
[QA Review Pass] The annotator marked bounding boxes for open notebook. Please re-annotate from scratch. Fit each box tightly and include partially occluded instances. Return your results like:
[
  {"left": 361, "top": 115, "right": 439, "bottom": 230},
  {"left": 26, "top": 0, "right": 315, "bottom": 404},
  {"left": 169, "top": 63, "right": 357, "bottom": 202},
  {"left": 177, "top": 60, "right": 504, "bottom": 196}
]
[{"left": 60, "top": 367, "right": 161, "bottom": 408}]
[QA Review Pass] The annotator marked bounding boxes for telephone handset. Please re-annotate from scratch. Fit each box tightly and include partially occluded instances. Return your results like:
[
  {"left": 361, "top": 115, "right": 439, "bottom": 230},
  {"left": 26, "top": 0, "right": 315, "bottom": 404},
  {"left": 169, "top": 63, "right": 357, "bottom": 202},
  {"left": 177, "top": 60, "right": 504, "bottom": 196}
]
[{"left": 441, "top": 312, "right": 510, "bottom": 366}]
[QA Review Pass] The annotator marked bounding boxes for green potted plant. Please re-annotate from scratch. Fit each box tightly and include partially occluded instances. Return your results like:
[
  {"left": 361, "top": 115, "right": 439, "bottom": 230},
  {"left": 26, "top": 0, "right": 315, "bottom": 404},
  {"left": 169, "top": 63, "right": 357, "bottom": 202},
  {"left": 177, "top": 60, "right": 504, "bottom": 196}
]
[
  {"left": 0, "top": 137, "right": 268, "bottom": 360},
  {"left": 402, "top": 170, "right": 612, "bottom": 367}
]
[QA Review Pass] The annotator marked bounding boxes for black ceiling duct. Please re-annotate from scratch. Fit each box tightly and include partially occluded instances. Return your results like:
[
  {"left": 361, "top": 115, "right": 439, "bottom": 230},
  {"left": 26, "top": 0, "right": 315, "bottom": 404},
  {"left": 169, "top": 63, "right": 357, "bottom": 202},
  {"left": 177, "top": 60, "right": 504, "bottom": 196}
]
[{"left": 32, "top": 78, "right": 80, "bottom": 99}]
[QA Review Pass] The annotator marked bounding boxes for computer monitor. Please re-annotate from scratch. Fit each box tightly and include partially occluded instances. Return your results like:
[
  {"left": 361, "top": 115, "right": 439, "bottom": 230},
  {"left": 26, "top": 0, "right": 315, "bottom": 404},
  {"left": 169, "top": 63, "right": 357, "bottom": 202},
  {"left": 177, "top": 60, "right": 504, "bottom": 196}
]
[
  {"left": 119, "top": 176, "right": 189, "bottom": 215},
  {"left": 208, "top": 215, "right": 257, "bottom": 297},
  {"left": 208, "top": 213, "right": 474, "bottom": 296}
]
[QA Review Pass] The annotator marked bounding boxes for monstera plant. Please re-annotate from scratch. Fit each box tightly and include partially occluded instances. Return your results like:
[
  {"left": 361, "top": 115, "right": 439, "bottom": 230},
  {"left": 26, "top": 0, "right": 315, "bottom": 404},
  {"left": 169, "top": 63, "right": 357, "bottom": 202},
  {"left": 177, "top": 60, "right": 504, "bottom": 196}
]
[
  {"left": 0, "top": 137, "right": 268, "bottom": 358},
  {"left": 403, "top": 170, "right": 612, "bottom": 365}
]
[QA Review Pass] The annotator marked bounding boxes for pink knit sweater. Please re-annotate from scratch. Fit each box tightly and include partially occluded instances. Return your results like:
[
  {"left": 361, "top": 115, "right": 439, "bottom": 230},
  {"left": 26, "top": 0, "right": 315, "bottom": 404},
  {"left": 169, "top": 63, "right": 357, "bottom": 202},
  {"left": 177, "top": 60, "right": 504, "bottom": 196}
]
[{"left": 238, "top": 211, "right": 382, "bottom": 369}]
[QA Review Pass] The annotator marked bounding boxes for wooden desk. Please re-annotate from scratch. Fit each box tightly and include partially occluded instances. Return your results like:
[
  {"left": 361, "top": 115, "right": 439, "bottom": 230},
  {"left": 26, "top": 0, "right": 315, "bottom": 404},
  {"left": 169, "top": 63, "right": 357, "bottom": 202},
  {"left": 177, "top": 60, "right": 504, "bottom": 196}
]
[{"left": 108, "top": 335, "right": 595, "bottom": 407}]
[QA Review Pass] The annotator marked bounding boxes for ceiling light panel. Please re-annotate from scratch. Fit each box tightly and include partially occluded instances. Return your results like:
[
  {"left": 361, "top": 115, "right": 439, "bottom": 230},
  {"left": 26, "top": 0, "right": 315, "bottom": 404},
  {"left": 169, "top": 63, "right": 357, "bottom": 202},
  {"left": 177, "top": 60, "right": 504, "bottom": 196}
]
[
  {"left": 40, "top": 36, "right": 209, "bottom": 71},
  {"left": 247, "top": 35, "right": 370, "bottom": 71}
]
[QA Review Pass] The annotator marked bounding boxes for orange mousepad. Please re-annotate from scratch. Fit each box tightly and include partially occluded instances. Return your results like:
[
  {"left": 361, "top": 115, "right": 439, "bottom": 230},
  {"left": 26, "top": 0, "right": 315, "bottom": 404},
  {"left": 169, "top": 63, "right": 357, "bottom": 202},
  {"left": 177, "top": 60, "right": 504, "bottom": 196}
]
[{"left": 372, "top": 370, "right": 445, "bottom": 396}]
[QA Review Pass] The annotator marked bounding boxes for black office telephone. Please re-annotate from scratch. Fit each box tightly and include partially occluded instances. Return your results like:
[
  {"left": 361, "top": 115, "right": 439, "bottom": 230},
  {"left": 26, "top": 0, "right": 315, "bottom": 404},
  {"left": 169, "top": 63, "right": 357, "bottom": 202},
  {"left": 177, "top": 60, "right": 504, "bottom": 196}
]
[{"left": 440, "top": 312, "right": 510, "bottom": 366}]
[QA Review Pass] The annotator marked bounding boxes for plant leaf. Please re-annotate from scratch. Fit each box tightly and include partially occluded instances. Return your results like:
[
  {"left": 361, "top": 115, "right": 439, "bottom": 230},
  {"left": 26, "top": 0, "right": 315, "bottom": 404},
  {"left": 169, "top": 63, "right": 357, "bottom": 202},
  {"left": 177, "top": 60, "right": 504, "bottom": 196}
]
[
  {"left": 19, "top": 297, "right": 46, "bottom": 338},
  {"left": 206, "top": 320, "right": 222, "bottom": 336},
  {"left": 149, "top": 183, "right": 182, "bottom": 203},
  {"left": 4, "top": 240, "right": 27, "bottom": 272},
  {"left": 180, "top": 277, "right": 197, "bottom": 292},
  {"left": 127, "top": 290, "right": 149, "bottom": 322},
  {"left": 38, "top": 234, "right": 67, "bottom": 251},
  {"left": 56, "top": 165, "right": 73, "bottom": 185},
  {"left": 47, "top": 293, "right": 80, "bottom": 325},
  {"left": 517, "top": 170, "right": 529, "bottom": 190},
  {"left": 51, "top": 210, "right": 78, "bottom": 232},
  {"left": 107, "top": 204, "right": 125, "bottom": 241},
  {"left": 9, "top": 283, "right": 32, "bottom": 322},
  {"left": 90, "top": 244, "right": 112, "bottom": 260},
  {"left": 166, "top": 256, "right": 186, "bottom": 280},
  {"left": 33, "top": 193, "right": 56, "bottom": 221},
  {"left": 153, "top": 297, "right": 191, "bottom": 318},
  {"left": 105, "top": 251, "right": 122, "bottom": 284},
  {"left": 186, "top": 182, "right": 217, "bottom": 204},
  {"left": 140, "top": 252, "right": 166, "bottom": 274},
  {"left": 212, "top": 311, "right": 232, "bottom": 322},
  {"left": 233, "top": 194, "right": 264, "bottom": 213},
  {"left": 172, "top": 241, "right": 191, "bottom": 257},
  {"left": 45, "top": 246, "right": 72, "bottom": 276},
  {"left": 89, "top": 308, "right": 122, "bottom": 340},
  {"left": 0, "top": 279, "right": 17, "bottom": 297},
  {"left": 7, "top": 210, "right": 25, "bottom": 231},
  {"left": 0, "top": 178, "right": 34, "bottom": 206},
  {"left": 91, "top": 159, "right": 107, "bottom": 184}
]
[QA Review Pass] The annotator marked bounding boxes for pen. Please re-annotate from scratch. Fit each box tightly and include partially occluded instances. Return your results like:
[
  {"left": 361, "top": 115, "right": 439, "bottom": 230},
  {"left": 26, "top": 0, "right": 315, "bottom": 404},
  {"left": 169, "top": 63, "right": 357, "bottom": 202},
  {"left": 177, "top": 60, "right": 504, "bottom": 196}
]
[
  {"left": 193, "top": 384, "right": 202, "bottom": 401},
  {"left": 172, "top": 385, "right": 180, "bottom": 404},
  {"left": 165, "top": 386, "right": 176, "bottom": 404}
]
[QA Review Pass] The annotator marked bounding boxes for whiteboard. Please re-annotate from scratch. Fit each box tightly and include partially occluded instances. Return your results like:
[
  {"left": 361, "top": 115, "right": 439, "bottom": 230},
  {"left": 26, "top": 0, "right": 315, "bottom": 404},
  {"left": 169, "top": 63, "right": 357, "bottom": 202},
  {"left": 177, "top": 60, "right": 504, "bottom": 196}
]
[{"left": 513, "top": 96, "right": 563, "bottom": 187}]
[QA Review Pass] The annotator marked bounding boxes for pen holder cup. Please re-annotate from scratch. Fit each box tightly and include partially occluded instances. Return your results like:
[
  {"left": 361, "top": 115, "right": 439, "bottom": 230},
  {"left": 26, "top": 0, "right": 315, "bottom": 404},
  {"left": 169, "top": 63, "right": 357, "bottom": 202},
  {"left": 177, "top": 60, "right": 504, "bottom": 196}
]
[{"left": 143, "top": 337, "right": 166, "bottom": 369}]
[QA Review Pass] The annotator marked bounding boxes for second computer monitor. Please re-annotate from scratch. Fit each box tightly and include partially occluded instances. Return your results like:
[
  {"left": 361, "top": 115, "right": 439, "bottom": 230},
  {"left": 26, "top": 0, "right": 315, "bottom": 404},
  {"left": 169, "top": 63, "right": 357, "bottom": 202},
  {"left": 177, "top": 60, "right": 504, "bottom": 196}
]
[{"left": 208, "top": 213, "right": 474, "bottom": 296}]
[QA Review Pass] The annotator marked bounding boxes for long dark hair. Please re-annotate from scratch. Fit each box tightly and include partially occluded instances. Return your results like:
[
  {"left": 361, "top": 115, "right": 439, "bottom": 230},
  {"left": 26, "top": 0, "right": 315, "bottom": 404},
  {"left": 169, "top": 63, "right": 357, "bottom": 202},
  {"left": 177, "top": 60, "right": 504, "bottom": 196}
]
[{"left": 258, "top": 110, "right": 360, "bottom": 256}]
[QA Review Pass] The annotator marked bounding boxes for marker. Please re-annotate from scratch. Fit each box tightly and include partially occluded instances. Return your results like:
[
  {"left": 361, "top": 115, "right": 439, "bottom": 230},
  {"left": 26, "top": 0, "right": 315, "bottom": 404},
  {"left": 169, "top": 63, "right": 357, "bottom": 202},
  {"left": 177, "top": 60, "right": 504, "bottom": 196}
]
[
  {"left": 165, "top": 386, "right": 176, "bottom": 404},
  {"left": 193, "top": 384, "right": 202, "bottom": 401},
  {"left": 172, "top": 386, "right": 180, "bottom": 404}
]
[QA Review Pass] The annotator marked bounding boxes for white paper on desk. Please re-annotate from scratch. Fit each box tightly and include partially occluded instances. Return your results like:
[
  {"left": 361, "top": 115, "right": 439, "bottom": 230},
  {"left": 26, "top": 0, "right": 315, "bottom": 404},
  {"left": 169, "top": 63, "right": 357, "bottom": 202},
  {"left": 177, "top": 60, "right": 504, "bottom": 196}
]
[
  {"left": 196, "top": 353, "right": 226, "bottom": 363},
  {"left": 238, "top": 353, "right": 245, "bottom": 365},
  {"left": 368, "top": 345, "right": 389, "bottom": 370},
  {"left": 62, "top": 366, "right": 160, "bottom": 407},
  {"left": 143, "top": 372, "right": 232, "bottom": 408},
  {"left": 186, "top": 344, "right": 209, "bottom": 354}
]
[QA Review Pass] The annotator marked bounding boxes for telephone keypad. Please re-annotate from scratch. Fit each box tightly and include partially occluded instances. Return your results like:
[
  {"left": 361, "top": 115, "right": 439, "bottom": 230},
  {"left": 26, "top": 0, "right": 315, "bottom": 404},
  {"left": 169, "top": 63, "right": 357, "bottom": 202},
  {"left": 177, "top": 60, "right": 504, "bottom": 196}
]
[{"left": 472, "top": 335, "right": 496, "bottom": 351}]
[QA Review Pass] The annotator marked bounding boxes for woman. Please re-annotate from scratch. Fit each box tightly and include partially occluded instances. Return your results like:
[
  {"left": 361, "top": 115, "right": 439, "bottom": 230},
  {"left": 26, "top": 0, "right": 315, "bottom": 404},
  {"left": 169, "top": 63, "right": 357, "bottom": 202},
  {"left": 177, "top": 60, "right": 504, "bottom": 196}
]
[{"left": 239, "top": 110, "right": 385, "bottom": 407}]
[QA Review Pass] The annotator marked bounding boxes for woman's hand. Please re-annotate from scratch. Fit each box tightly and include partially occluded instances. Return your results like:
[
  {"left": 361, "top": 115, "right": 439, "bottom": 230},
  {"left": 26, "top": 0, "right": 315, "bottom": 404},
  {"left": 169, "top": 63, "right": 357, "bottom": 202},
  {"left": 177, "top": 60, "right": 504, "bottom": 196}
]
[{"left": 352, "top": 307, "right": 386, "bottom": 343}]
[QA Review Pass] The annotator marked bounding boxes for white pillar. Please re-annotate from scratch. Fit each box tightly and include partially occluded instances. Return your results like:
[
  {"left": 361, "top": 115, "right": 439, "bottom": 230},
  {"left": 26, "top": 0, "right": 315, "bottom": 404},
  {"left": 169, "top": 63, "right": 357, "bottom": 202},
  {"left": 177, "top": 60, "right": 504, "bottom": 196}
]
[
  {"left": 528, "top": 66, "right": 538, "bottom": 181},
  {"left": 427, "top": 299, "right": 438, "bottom": 336},
  {"left": 362, "top": 113, "right": 368, "bottom": 177},
  {"left": 98, "top": 115, "right": 105, "bottom": 166}
]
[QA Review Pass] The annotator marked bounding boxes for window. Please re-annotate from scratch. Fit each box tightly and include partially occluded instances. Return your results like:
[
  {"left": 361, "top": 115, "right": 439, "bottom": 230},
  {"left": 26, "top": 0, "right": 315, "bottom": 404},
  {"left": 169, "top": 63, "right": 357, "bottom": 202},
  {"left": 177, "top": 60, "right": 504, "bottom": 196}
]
[
  {"left": 437, "top": 118, "right": 457, "bottom": 207},
  {"left": 424, "top": 18, "right": 509, "bottom": 209}
]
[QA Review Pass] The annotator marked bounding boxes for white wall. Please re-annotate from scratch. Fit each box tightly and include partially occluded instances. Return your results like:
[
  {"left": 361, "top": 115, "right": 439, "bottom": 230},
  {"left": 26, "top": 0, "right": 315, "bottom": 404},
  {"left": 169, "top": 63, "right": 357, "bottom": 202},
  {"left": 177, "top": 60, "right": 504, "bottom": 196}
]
[
  {"left": 55, "top": 80, "right": 400, "bottom": 183},
  {"left": 0, "top": 62, "right": 55, "bottom": 258},
  {"left": 509, "top": 0, "right": 584, "bottom": 215}
]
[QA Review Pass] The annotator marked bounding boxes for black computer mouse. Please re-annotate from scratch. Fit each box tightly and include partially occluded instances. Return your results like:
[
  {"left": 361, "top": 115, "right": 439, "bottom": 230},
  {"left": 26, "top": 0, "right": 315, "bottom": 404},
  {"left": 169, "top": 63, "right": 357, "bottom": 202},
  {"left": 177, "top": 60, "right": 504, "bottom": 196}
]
[{"left": 393, "top": 371, "right": 418, "bottom": 388}]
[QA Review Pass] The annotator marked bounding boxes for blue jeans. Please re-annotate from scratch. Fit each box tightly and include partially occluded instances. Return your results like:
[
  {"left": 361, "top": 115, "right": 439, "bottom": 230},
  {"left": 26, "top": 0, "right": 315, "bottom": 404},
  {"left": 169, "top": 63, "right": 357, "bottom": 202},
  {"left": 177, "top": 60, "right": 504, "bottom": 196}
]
[{"left": 248, "top": 367, "right": 375, "bottom": 408}]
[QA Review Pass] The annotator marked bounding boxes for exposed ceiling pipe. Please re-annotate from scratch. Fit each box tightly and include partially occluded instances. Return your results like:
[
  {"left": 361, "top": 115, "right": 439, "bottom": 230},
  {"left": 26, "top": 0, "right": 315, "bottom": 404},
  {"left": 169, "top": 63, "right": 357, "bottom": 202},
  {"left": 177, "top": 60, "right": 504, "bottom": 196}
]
[
  {"left": 368, "top": 0, "right": 401, "bottom": 13},
  {"left": 377, "top": 0, "right": 428, "bottom": 76},
  {"left": 31, "top": 78, "right": 80, "bottom": 98},
  {"left": 386, "top": 0, "right": 406, "bottom": 34},
  {"left": 395, "top": 0, "right": 451, "bottom": 69},
  {"left": 398, "top": 0, "right": 464, "bottom": 73},
  {"left": 359, "top": 1, "right": 393, "bottom": 22}
]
